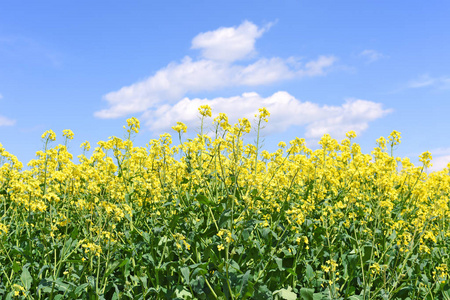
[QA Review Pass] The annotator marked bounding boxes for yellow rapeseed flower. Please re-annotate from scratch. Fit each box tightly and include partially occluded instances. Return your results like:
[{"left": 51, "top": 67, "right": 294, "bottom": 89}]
[
  {"left": 172, "top": 122, "right": 187, "bottom": 133},
  {"left": 124, "top": 117, "right": 140, "bottom": 134},
  {"left": 198, "top": 105, "right": 212, "bottom": 117},
  {"left": 41, "top": 130, "right": 56, "bottom": 141},
  {"left": 346, "top": 130, "right": 357, "bottom": 139},
  {"left": 419, "top": 151, "right": 432, "bottom": 168},
  {"left": 62, "top": 129, "right": 74, "bottom": 140},
  {"left": 255, "top": 107, "right": 270, "bottom": 122}
]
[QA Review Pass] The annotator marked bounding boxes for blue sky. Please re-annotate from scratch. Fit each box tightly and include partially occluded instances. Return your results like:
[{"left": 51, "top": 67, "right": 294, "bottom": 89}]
[{"left": 1, "top": 1, "right": 450, "bottom": 171}]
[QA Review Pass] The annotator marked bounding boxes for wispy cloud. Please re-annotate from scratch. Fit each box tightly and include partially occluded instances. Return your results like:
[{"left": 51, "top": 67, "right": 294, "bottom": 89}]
[
  {"left": 0, "top": 95, "right": 16, "bottom": 127},
  {"left": 359, "top": 49, "right": 385, "bottom": 63},
  {"left": 0, "top": 116, "right": 15, "bottom": 127},
  {"left": 142, "top": 91, "right": 392, "bottom": 141},
  {"left": 0, "top": 36, "right": 62, "bottom": 67},
  {"left": 407, "top": 74, "right": 450, "bottom": 90},
  {"left": 95, "top": 21, "right": 336, "bottom": 119}
]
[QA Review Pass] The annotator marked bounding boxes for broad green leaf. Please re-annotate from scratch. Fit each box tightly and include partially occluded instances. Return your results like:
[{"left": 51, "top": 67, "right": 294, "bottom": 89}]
[
  {"left": 275, "top": 257, "right": 283, "bottom": 271},
  {"left": 218, "top": 209, "right": 231, "bottom": 227},
  {"left": 74, "top": 283, "right": 89, "bottom": 295},
  {"left": 20, "top": 267, "right": 32, "bottom": 290},
  {"left": 238, "top": 270, "right": 251, "bottom": 295},
  {"left": 274, "top": 287, "right": 297, "bottom": 300},
  {"left": 12, "top": 262, "right": 21, "bottom": 273},
  {"left": 300, "top": 288, "right": 314, "bottom": 300},
  {"left": 175, "top": 285, "right": 193, "bottom": 298},
  {"left": 255, "top": 284, "right": 273, "bottom": 300},
  {"left": 180, "top": 266, "right": 190, "bottom": 284},
  {"left": 196, "top": 194, "right": 213, "bottom": 206}
]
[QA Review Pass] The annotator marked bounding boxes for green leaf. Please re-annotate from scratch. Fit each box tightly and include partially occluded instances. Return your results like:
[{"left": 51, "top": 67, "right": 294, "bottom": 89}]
[
  {"left": 104, "top": 258, "right": 127, "bottom": 279},
  {"left": 111, "top": 291, "right": 120, "bottom": 300},
  {"left": 348, "top": 296, "right": 364, "bottom": 300},
  {"left": 238, "top": 270, "right": 251, "bottom": 295},
  {"left": 21, "top": 267, "right": 32, "bottom": 290},
  {"left": 242, "top": 228, "right": 251, "bottom": 240},
  {"left": 218, "top": 209, "right": 231, "bottom": 228},
  {"left": 274, "top": 257, "right": 283, "bottom": 271},
  {"left": 305, "top": 264, "right": 314, "bottom": 281},
  {"left": 12, "top": 262, "right": 21, "bottom": 273},
  {"left": 74, "top": 283, "right": 89, "bottom": 295},
  {"left": 196, "top": 194, "right": 213, "bottom": 206},
  {"left": 362, "top": 245, "right": 373, "bottom": 264},
  {"left": 180, "top": 267, "right": 190, "bottom": 284},
  {"left": 37, "top": 279, "right": 53, "bottom": 293},
  {"left": 190, "top": 275, "right": 205, "bottom": 294},
  {"left": 273, "top": 287, "right": 297, "bottom": 300},
  {"left": 255, "top": 285, "right": 273, "bottom": 300},
  {"left": 175, "top": 285, "right": 193, "bottom": 299},
  {"left": 300, "top": 288, "right": 314, "bottom": 300}
]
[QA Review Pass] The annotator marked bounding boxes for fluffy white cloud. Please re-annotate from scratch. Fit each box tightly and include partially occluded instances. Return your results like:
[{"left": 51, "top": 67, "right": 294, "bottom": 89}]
[
  {"left": 359, "top": 49, "right": 385, "bottom": 63},
  {"left": 407, "top": 74, "right": 450, "bottom": 90},
  {"left": 95, "top": 21, "right": 336, "bottom": 119},
  {"left": 429, "top": 155, "right": 450, "bottom": 172},
  {"left": 142, "top": 91, "right": 391, "bottom": 141},
  {"left": 425, "top": 148, "right": 450, "bottom": 172},
  {"left": 191, "top": 20, "right": 271, "bottom": 62}
]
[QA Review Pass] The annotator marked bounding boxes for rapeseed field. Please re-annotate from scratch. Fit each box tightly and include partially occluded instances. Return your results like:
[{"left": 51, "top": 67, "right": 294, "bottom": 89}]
[{"left": 0, "top": 106, "right": 449, "bottom": 299}]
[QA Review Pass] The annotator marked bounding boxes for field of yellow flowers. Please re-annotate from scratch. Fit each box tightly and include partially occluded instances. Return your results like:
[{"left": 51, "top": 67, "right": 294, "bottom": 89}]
[{"left": 0, "top": 106, "right": 449, "bottom": 299}]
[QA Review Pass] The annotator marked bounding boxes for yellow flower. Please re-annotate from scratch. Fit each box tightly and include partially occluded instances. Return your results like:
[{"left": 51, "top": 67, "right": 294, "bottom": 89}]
[
  {"left": 376, "top": 136, "right": 387, "bottom": 150},
  {"left": 80, "top": 141, "right": 91, "bottom": 151},
  {"left": 388, "top": 130, "right": 401, "bottom": 146},
  {"left": 419, "top": 151, "right": 432, "bottom": 168},
  {"left": 198, "top": 105, "right": 212, "bottom": 117},
  {"left": 255, "top": 107, "right": 270, "bottom": 122},
  {"left": 0, "top": 223, "right": 8, "bottom": 236},
  {"left": 124, "top": 117, "right": 140, "bottom": 134},
  {"left": 346, "top": 130, "right": 357, "bottom": 139},
  {"left": 214, "top": 113, "right": 230, "bottom": 130},
  {"left": 41, "top": 130, "right": 56, "bottom": 141},
  {"left": 82, "top": 242, "right": 102, "bottom": 257},
  {"left": 172, "top": 122, "right": 187, "bottom": 134},
  {"left": 370, "top": 262, "right": 381, "bottom": 275},
  {"left": 218, "top": 244, "right": 225, "bottom": 251},
  {"left": 62, "top": 129, "right": 74, "bottom": 140},
  {"left": 238, "top": 118, "right": 251, "bottom": 133}
]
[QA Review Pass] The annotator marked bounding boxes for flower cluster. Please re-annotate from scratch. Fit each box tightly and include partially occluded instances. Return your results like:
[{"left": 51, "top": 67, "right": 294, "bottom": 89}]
[{"left": 0, "top": 107, "right": 448, "bottom": 298}]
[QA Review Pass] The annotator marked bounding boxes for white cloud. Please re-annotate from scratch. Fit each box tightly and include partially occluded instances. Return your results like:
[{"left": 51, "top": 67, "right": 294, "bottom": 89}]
[
  {"left": 425, "top": 147, "right": 450, "bottom": 172},
  {"left": 429, "top": 155, "right": 450, "bottom": 172},
  {"left": 0, "top": 95, "right": 15, "bottom": 126},
  {"left": 95, "top": 21, "right": 336, "bottom": 119},
  {"left": 142, "top": 91, "right": 391, "bottom": 141},
  {"left": 0, "top": 115, "right": 15, "bottom": 126},
  {"left": 407, "top": 74, "right": 450, "bottom": 90},
  {"left": 359, "top": 49, "right": 385, "bottom": 63},
  {"left": 191, "top": 20, "right": 272, "bottom": 62},
  {"left": 0, "top": 36, "right": 62, "bottom": 67},
  {"left": 297, "top": 55, "right": 336, "bottom": 77}
]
